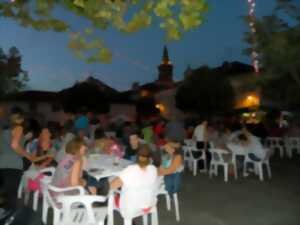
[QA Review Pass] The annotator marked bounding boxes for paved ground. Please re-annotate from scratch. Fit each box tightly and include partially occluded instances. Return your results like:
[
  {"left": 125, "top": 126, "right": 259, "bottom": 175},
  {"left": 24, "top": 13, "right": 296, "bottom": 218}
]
[{"left": 31, "top": 153, "right": 300, "bottom": 225}]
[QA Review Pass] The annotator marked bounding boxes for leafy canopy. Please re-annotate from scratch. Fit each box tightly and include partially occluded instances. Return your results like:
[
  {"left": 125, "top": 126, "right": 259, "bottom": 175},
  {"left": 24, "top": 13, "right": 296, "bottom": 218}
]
[
  {"left": 243, "top": 0, "right": 300, "bottom": 85},
  {"left": 175, "top": 66, "right": 235, "bottom": 116},
  {"left": 0, "top": 0, "right": 209, "bottom": 63},
  {"left": 0, "top": 46, "right": 28, "bottom": 98}
]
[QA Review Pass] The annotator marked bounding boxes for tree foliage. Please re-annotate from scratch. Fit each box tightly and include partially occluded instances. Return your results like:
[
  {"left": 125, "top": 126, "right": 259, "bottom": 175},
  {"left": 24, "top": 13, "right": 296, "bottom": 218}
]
[
  {"left": 60, "top": 82, "right": 110, "bottom": 113},
  {"left": 0, "top": 0, "right": 209, "bottom": 63},
  {"left": 175, "top": 66, "right": 235, "bottom": 116},
  {"left": 243, "top": 0, "right": 300, "bottom": 85},
  {"left": 0, "top": 46, "right": 28, "bottom": 98}
]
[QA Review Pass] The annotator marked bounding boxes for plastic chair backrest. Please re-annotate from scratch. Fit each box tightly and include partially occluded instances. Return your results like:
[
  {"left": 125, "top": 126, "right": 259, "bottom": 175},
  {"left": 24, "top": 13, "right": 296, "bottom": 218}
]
[{"left": 210, "top": 148, "right": 229, "bottom": 163}]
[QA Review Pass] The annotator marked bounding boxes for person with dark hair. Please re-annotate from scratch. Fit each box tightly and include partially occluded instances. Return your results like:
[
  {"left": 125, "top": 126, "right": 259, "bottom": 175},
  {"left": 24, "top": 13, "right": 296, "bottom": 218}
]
[
  {"left": 110, "top": 144, "right": 158, "bottom": 218},
  {"left": 124, "top": 129, "right": 141, "bottom": 161},
  {"left": 159, "top": 140, "right": 183, "bottom": 195}
]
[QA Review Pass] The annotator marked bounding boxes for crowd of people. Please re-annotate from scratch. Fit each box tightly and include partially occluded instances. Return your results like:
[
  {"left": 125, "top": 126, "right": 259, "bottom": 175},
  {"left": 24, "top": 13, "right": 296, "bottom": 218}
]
[{"left": 0, "top": 108, "right": 298, "bottom": 218}]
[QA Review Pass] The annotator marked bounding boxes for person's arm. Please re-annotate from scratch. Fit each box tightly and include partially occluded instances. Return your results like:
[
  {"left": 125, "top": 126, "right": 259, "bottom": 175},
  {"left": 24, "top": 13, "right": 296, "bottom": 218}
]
[
  {"left": 70, "top": 159, "right": 86, "bottom": 187},
  {"left": 11, "top": 126, "right": 34, "bottom": 161},
  {"left": 110, "top": 177, "right": 123, "bottom": 190},
  {"left": 159, "top": 155, "right": 182, "bottom": 176}
]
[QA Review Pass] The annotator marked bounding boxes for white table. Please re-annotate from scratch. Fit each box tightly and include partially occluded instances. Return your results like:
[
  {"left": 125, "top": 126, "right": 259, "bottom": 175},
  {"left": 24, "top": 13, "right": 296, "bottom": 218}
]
[{"left": 86, "top": 154, "right": 132, "bottom": 180}]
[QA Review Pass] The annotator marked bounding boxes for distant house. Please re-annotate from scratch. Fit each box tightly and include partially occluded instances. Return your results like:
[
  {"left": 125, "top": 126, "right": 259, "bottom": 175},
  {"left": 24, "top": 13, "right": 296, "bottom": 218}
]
[{"left": 1, "top": 76, "right": 137, "bottom": 124}]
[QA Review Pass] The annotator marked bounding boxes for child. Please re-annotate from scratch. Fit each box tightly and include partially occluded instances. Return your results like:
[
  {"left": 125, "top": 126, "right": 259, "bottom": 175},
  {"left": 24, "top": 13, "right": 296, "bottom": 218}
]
[
  {"left": 51, "top": 137, "right": 97, "bottom": 194},
  {"left": 159, "top": 140, "right": 184, "bottom": 195}
]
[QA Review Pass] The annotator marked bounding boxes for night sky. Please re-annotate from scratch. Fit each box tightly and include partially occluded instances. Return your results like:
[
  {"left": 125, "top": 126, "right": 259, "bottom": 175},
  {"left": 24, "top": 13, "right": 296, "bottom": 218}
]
[{"left": 0, "top": 0, "right": 277, "bottom": 91}]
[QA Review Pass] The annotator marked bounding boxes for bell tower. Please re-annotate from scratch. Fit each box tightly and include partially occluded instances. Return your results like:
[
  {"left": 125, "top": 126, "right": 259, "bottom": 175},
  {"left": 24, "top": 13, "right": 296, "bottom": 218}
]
[{"left": 157, "top": 46, "right": 173, "bottom": 83}]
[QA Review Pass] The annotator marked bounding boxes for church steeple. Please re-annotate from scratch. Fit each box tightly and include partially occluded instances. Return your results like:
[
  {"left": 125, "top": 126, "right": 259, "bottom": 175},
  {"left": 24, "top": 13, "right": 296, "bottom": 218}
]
[
  {"left": 162, "top": 46, "right": 170, "bottom": 64},
  {"left": 158, "top": 46, "right": 173, "bottom": 83}
]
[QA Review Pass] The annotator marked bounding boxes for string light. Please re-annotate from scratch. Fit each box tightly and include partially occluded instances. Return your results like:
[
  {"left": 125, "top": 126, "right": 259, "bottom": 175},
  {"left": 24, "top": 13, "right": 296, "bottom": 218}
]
[{"left": 247, "top": 0, "right": 260, "bottom": 74}]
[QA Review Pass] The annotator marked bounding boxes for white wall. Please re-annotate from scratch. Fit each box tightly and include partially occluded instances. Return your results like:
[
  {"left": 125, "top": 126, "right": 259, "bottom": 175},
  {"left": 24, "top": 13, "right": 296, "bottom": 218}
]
[
  {"left": 109, "top": 104, "right": 136, "bottom": 122},
  {"left": 154, "top": 88, "right": 185, "bottom": 119}
]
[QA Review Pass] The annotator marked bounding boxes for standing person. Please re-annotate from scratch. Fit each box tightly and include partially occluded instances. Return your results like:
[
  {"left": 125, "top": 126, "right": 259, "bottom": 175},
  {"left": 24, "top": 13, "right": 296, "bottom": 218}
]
[
  {"left": 74, "top": 108, "right": 89, "bottom": 138},
  {"left": 0, "top": 113, "right": 38, "bottom": 210},
  {"left": 193, "top": 119, "right": 210, "bottom": 171},
  {"left": 141, "top": 121, "right": 154, "bottom": 144},
  {"left": 165, "top": 116, "right": 185, "bottom": 143}
]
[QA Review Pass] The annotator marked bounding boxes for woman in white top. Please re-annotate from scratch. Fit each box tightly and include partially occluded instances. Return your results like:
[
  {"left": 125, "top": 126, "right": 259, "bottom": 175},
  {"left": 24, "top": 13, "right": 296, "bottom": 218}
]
[{"left": 110, "top": 144, "right": 158, "bottom": 218}]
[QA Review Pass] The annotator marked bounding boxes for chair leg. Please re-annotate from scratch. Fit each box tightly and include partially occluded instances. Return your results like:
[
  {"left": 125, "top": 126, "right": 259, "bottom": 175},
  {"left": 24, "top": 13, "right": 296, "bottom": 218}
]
[
  {"left": 53, "top": 208, "right": 60, "bottom": 225},
  {"left": 17, "top": 177, "right": 24, "bottom": 199},
  {"left": 33, "top": 191, "right": 39, "bottom": 211},
  {"left": 42, "top": 198, "right": 49, "bottom": 224},
  {"left": 224, "top": 165, "right": 228, "bottom": 182},
  {"left": 258, "top": 163, "right": 264, "bottom": 181},
  {"left": 151, "top": 207, "right": 159, "bottom": 225},
  {"left": 209, "top": 164, "right": 213, "bottom": 178},
  {"left": 193, "top": 160, "right": 197, "bottom": 176},
  {"left": 266, "top": 162, "right": 272, "bottom": 179},
  {"left": 173, "top": 193, "right": 180, "bottom": 222},
  {"left": 279, "top": 148, "right": 284, "bottom": 158},
  {"left": 124, "top": 219, "right": 132, "bottom": 225},
  {"left": 287, "top": 148, "right": 292, "bottom": 158},
  {"left": 243, "top": 162, "right": 247, "bottom": 177},
  {"left": 107, "top": 196, "right": 114, "bottom": 225},
  {"left": 203, "top": 158, "right": 207, "bottom": 172},
  {"left": 24, "top": 191, "right": 30, "bottom": 206},
  {"left": 143, "top": 214, "right": 148, "bottom": 225},
  {"left": 166, "top": 193, "right": 171, "bottom": 211}
]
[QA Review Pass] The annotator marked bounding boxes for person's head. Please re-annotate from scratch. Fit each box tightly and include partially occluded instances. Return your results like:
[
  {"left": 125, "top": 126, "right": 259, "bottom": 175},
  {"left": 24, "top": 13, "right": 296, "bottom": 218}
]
[
  {"left": 129, "top": 129, "right": 141, "bottom": 148},
  {"left": 94, "top": 128, "right": 105, "bottom": 140},
  {"left": 39, "top": 127, "right": 51, "bottom": 140},
  {"left": 10, "top": 113, "right": 24, "bottom": 127},
  {"left": 136, "top": 144, "right": 152, "bottom": 168},
  {"left": 237, "top": 134, "right": 248, "bottom": 145},
  {"left": 163, "top": 140, "right": 181, "bottom": 156},
  {"left": 66, "top": 137, "right": 87, "bottom": 156}
]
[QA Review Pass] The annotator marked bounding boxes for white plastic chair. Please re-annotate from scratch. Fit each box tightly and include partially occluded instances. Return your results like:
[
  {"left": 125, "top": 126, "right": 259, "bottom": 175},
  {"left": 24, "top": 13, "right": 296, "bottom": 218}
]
[
  {"left": 243, "top": 148, "right": 273, "bottom": 181},
  {"left": 182, "top": 146, "right": 207, "bottom": 176},
  {"left": 183, "top": 139, "right": 196, "bottom": 147},
  {"left": 284, "top": 137, "right": 300, "bottom": 158},
  {"left": 18, "top": 167, "right": 56, "bottom": 211},
  {"left": 265, "top": 137, "right": 285, "bottom": 158},
  {"left": 57, "top": 195, "right": 107, "bottom": 225},
  {"left": 107, "top": 189, "right": 159, "bottom": 225},
  {"left": 156, "top": 178, "right": 180, "bottom": 222},
  {"left": 42, "top": 184, "right": 85, "bottom": 225},
  {"left": 209, "top": 148, "right": 237, "bottom": 182}
]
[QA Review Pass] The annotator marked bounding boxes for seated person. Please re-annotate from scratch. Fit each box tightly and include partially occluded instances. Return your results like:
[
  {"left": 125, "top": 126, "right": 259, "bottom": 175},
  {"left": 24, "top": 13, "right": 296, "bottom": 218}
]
[
  {"left": 93, "top": 128, "right": 124, "bottom": 158},
  {"left": 110, "top": 144, "right": 158, "bottom": 217},
  {"left": 241, "top": 127, "right": 266, "bottom": 161},
  {"left": 124, "top": 130, "right": 142, "bottom": 161},
  {"left": 158, "top": 140, "right": 184, "bottom": 195},
  {"left": 51, "top": 137, "right": 97, "bottom": 194},
  {"left": 32, "top": 127, "right": 57, "bottom": 168}
]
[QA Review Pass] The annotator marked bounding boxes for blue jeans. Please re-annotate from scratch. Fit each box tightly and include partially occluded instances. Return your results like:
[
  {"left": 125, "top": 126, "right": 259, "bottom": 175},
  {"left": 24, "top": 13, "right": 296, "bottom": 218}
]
[
  {"left": 248, "top": 153, "right": 261, "bottom": 162},
  {"left": 164, "top": 173, "right": 181, "bottom": 195}
]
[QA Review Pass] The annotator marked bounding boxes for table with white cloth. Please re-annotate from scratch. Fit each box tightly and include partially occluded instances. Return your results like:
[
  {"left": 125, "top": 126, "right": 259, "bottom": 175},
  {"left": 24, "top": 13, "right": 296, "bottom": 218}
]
[{"left": 85, "top": 154, "right": 132, "bottom": 181}]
